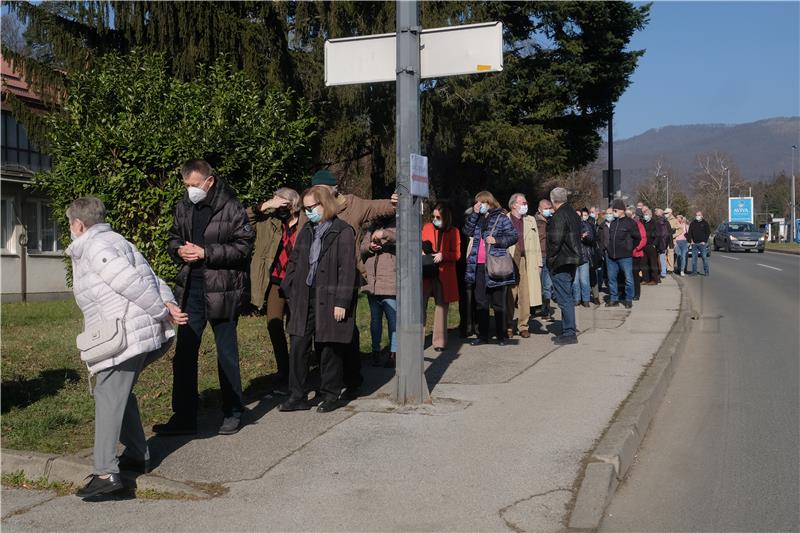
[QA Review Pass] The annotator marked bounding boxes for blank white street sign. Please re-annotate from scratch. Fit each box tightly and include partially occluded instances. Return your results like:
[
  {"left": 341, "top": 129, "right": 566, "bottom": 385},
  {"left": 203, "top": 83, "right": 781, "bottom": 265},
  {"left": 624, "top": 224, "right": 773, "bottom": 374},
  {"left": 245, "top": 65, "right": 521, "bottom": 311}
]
[{"left": 325, "top": 21, "right": 503, "bottom": 86}]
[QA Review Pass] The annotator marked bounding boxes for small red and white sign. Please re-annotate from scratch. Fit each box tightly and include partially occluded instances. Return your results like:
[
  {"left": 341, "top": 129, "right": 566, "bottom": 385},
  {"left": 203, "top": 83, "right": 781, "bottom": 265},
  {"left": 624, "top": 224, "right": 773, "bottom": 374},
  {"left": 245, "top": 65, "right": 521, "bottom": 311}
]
[{"left": 410, "top": 153, "right": 429, "bottom": 198}]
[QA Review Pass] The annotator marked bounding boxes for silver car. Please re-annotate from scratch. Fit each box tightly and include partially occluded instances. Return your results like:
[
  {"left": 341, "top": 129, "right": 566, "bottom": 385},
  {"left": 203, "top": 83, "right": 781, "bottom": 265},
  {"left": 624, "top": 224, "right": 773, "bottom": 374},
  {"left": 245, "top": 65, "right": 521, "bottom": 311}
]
[{"left": 712, "top": 222, "right": 766, "bottom": 253}]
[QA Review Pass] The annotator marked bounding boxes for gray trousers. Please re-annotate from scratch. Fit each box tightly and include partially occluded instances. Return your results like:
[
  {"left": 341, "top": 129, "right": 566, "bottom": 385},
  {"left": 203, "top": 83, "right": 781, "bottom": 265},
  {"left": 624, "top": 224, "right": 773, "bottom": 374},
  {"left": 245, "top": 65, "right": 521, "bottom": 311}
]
[{"left": 92, "top": 346, "right": 167, "bottom": 475}]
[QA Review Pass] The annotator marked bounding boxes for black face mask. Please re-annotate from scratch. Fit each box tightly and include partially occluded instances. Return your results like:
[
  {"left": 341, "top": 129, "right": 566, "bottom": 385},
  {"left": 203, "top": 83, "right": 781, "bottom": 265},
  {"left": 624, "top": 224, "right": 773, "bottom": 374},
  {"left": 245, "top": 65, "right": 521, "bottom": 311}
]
[{"left": 276, "top": 208, "right": 291, "bottom": 220}]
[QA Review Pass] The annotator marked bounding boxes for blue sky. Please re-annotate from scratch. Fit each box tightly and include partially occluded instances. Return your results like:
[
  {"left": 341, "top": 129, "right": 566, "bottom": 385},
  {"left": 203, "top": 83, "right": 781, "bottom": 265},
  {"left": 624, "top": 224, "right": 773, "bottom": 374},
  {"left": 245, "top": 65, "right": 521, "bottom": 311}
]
[{"left": 613, "top": 1, "right": 800, "bottom": 140}]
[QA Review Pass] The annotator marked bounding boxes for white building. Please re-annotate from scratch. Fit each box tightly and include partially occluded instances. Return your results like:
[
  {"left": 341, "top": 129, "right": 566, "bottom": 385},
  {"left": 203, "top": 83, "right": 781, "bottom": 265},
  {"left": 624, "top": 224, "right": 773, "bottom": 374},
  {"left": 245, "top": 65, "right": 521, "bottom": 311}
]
[{"left": 1, "top": 57, "right": 70, "bottom": 302}]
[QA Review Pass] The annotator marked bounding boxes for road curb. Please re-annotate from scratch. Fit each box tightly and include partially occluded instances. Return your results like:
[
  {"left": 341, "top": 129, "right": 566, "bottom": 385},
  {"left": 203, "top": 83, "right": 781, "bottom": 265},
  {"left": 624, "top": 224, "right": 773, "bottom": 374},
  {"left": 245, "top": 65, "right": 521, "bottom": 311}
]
[
  {"left": 765, "top": 248, "right": 800, "bottom": 256},
  {"left": 1, "top": 448, "right": 209, "bottom": 499},
  {"left": 568, "top": 278, "right": 692, "bottom": 530}
]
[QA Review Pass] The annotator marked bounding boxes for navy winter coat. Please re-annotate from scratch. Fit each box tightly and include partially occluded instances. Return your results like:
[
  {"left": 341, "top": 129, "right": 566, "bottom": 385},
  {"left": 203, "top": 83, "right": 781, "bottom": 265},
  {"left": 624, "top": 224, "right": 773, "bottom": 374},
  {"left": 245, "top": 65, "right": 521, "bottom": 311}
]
[{"left": 462, "top": 208, "right": 518, "bottom": 288}]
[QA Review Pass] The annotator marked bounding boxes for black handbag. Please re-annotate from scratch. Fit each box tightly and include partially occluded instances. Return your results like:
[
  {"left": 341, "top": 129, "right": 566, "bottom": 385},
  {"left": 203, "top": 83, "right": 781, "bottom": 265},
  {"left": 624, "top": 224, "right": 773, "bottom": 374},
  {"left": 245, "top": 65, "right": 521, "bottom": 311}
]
[{"left": 422, "top": 229, "right": 444, "bottom": 279}]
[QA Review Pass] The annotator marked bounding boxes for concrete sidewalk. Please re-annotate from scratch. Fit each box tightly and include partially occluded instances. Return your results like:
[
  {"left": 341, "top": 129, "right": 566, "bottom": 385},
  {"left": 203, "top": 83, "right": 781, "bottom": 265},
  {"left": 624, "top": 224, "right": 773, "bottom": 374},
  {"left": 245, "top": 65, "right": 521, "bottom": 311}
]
[{"left": 2, "top": 277, "right": 681, "bottom": 532}]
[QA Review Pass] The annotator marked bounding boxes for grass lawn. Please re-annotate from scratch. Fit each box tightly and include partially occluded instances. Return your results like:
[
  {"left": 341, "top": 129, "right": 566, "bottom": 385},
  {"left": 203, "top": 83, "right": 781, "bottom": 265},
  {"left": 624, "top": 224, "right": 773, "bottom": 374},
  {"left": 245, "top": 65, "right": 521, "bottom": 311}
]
[
  {"left": 1, "top": 293, "right": 458, "bottom": 454},
  {"left": 766, "top": 242, "right": 800, "bottom": 254}
]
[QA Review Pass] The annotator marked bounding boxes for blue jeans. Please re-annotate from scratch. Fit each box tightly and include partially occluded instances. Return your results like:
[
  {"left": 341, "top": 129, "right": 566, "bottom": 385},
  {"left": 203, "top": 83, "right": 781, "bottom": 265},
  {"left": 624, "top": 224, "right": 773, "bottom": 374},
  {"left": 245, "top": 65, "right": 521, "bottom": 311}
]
[
  {"left": 540, "top": 256, "right": 553, "bottom": 300},
  {"left": 572, "top": 262, "right": 591, "bottom": 302},
  {"left": 675, "top": 240, "right": 688, "bottom": 273},
  {"left": 367, "top": 294, "right": 397, "bottom": 353},
  {"left": 551, "top": 266, "right": 577, "bottom": 337},
  {"left": 606, "top": 257, "right": 634, "bottom": 303},
  {"left": 659, "top": 253, "right": 667, "bottom": 277},
  {"left": 691, "top": 243, "right": 709, "bottom": 274}
]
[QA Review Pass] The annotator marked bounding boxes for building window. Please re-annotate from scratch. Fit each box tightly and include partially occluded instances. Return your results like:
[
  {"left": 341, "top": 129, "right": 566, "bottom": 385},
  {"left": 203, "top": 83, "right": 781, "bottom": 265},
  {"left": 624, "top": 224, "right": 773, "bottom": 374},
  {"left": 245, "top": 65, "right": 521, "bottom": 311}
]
[
  {"left": 1, "top": 111, "right": 51, "bottom": 172},
  {"left": 1, "top": 197, "right": 14, "bottom": 251},
  {"left": 24, "top": 199, "right": 62, "bottom": 253}
]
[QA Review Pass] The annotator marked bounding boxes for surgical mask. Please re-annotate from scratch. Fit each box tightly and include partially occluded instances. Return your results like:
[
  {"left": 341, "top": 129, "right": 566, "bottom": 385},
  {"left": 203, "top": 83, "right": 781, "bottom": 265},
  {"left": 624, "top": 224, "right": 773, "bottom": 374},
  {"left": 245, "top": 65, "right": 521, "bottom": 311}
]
[
  {"left": 433, "top": 219, "right": 442, "bottom": 228},
  {"left": 644, "top": 215, "right": 652, "bottom": 222},
  {"left": 187, "top": 177, "right": 211, "bottom": 204},
  {"left": 479, "top": 203, "right": 488, "bottom": 215},
  {"left": 581, "top": 215, "right": 589, "bottom": 222},
  {"left": 604, "top": 214, "right": 615, "bottom": 222},
  {"left": 306, "top": 208, "right": 322, "bottom": 224},
  {"left": 518, "top": 205, "right": 528, "bottom": 216},
  {"left": 542, "top": 209, "right": 553, "bottom": 218},
  {"left": 590, "top": 213, "right": 597, "bottom": 219},
  {"left": 695, "top": 216, "right": 702, "bottom": 222},
  {"left": 70, "top": 231, "right": 79, "bottom": 241}
]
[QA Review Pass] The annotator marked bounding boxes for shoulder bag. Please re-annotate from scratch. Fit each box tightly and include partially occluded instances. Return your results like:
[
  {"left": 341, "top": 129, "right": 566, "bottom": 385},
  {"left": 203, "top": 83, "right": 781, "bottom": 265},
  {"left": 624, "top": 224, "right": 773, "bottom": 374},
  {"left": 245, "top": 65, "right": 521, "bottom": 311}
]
[
  {"left": 486, "top": 216, "right": 514, "bottom": 282},
  {"left": 76, "top": 301, "right": 130, "bottom": 365}
]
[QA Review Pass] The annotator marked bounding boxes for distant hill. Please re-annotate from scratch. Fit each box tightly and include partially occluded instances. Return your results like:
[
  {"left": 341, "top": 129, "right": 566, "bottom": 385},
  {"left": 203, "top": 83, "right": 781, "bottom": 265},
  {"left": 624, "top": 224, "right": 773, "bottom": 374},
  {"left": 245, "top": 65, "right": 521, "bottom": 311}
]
[{"left": 596, "top": 117, "right": 800, "bottom": 194}]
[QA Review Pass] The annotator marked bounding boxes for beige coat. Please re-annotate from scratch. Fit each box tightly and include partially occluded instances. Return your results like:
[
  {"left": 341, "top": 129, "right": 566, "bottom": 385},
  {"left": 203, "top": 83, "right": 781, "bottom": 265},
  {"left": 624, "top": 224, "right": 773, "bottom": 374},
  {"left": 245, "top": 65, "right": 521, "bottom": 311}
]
[{"left": 507, "top": 214, "right": 543, "bottom": 307}]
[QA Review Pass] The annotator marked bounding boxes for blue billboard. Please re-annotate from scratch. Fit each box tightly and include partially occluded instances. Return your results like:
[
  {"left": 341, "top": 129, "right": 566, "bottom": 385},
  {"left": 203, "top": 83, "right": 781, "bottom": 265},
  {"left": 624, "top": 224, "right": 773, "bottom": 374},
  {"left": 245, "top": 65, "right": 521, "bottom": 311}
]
[{"left": 728, "top": 197, "right": 753, "bottom": 223}]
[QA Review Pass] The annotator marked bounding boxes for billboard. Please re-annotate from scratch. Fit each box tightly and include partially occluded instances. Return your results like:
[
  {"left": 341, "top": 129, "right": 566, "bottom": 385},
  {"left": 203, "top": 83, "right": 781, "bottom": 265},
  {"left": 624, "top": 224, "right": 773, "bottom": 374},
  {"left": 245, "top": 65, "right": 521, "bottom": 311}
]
[{"left": 728, "top": 197, "right": 753, "bottom": 223}]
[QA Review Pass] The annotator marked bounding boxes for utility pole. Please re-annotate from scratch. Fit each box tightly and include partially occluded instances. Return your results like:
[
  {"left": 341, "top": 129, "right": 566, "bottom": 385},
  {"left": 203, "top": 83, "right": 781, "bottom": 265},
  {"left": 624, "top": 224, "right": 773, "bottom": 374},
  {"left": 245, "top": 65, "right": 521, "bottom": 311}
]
[
  {"left": 607, "top": 111, "right": 614, "bottom": 207},
  {"left": 393, "top": 0, "right": 428, "bottom": 404}
]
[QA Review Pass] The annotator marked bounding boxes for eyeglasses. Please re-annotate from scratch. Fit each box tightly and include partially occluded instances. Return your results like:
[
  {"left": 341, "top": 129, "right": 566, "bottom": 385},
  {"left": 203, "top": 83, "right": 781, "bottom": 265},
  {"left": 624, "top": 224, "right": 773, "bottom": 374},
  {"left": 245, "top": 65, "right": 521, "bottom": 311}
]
[
  {"left": 432, "top": 216, "right": 442, "bottom": 220},
  {"left": 303, "top": 202, "right": 321, "bottom": 210}
]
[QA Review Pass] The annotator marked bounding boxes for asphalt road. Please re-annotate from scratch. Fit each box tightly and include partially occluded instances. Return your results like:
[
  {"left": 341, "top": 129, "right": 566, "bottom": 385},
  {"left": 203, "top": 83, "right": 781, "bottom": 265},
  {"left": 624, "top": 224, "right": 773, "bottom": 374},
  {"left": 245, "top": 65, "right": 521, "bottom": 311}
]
[{"left": 602, "top": 251, "right": 800, "bottom": 532}]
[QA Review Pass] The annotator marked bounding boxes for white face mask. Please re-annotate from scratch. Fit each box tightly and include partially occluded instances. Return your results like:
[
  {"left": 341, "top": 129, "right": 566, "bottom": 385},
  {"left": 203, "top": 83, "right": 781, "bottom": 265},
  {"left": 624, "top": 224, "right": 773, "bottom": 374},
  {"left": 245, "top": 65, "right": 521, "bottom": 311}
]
[
  {"left": 644, "top": 214, "right": 652, "bottom": 222},
  {"left": 433, "top": 218, "right": 442, "bottom": 228},
  {"left": 518, "top": 204, "right": 528, "bottom": 216},
  {"left": 187, "top": 176, "right": 212, "bottom": 204},
  {"left": 695, "top": 216, "right": 702, "bottom": 221}
]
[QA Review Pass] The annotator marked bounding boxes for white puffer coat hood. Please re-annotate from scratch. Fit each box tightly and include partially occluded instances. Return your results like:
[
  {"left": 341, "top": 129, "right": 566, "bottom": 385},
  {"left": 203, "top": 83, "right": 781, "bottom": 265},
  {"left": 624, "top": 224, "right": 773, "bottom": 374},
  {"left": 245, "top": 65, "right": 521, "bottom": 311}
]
[{"left": 66, "top": 223, "right": 176, "bottom": 375}]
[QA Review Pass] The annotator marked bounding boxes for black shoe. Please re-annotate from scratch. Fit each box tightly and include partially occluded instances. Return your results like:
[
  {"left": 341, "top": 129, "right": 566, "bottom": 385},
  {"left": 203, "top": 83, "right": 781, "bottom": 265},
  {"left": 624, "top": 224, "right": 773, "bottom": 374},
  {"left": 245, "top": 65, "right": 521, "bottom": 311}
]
[
  {"left": 581, "top": 301, "right": 591, "bottom": 308},
  {"left": 152, "top": 416, "right": 196, "bottom": 436},
  {"left": 623, "top": 301, "right": 633, "bottom": 309},
  {"left": 633, "top": 296, "right": 640, "bottom": 301},
  {"left": 271, "top": 385, "right": 290, "bottom": 396},
  {"left": 470, "top": 338, "right": 487, "bottom": 346},
  {"left": 605, "top": 301, "right": 620, "bottom": 307},
  {"left": 497, "top": 339, "right": 507, "bottom": 346},
  {"left": 553, "top": 335, "right": 578, "bottom": 345},
  {"left": 340, "top": 387, "right": 360, "bottom": 402},
  {"left": 218, "top": 415, "right": 241, "bottom": 435},
  {"left": 317, "top": 399, "right": 343, "bottom": 413},
  {"left": 76, "top": 473, "right": 124, "bottom": 499},
  {"left": 278, "top": 397, "right": 312, "bottom": 412},
  {"left": 433, "top": 347, "right": 445, "bottom": 352},
  {"left": 117, "top": 455, "right": 150, "bottom": 474}
]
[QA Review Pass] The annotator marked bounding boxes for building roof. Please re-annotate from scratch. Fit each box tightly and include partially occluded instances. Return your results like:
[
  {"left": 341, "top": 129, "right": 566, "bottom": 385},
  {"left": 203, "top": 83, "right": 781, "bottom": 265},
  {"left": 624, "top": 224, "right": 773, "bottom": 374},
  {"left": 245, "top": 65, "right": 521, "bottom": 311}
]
[{"left": 1, "top": 56, "right": 51, "bottom": 109}]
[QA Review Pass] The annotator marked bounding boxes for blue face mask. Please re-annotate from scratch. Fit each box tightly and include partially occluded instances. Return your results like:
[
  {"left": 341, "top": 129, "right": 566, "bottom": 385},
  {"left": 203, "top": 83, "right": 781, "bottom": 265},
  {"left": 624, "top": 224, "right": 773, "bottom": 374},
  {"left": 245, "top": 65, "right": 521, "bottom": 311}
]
[
  {"left": 605, "top": 213, "right": 615, "bottom": 222},
  {"left": 479, "top": 203, "right": 488, "bottom": 215},
  {"left": 306, "top": 208, "right": 322, "bottom": 224},
  {"left": 542, "top": 208, "right": 553, "bottom": 218}
]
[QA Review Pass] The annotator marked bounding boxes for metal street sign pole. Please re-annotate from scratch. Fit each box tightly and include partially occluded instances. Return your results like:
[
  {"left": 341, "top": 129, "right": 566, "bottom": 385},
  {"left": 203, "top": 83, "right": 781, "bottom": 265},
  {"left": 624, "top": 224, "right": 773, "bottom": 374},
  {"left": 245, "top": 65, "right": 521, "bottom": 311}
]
[{"left": 394, "top": 0, "right": 429, "bottom": 404}]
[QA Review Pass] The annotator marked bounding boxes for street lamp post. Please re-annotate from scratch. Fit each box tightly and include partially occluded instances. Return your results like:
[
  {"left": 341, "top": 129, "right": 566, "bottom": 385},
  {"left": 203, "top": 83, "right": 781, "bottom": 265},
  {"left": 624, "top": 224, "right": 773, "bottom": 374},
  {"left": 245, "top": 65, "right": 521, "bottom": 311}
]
[{"left": 792, "top": 145, "right": 797, "bottom": 243}]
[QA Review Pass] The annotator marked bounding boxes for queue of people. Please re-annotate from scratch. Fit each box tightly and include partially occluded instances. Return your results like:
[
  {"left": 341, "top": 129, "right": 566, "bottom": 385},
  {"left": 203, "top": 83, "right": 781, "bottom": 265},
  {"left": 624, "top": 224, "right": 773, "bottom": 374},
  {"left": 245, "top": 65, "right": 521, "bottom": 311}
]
[{"left": 68, "top": 158, "right": 707, "bottom": 500}]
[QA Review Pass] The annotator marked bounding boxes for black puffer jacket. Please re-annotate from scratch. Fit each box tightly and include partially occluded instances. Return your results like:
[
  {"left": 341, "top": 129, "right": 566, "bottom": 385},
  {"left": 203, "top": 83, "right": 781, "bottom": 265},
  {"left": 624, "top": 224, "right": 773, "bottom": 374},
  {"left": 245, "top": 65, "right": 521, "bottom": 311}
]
[
  {"left": 168, "top": 178, "right": 254, "bottom": 320},
  {"left": 546, "top": 203, "right": 583, "bottom": 271}
]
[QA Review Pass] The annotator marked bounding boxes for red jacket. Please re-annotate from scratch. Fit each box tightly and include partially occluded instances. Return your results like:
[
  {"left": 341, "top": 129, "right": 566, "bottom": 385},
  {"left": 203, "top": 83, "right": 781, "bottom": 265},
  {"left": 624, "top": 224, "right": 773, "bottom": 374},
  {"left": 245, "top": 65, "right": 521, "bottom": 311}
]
[
  {"left": 421, "top": 223, "right": 461, "bottom": 304},
  {"left": 632, "top": 218, "right": 647, "bottom": 258}
]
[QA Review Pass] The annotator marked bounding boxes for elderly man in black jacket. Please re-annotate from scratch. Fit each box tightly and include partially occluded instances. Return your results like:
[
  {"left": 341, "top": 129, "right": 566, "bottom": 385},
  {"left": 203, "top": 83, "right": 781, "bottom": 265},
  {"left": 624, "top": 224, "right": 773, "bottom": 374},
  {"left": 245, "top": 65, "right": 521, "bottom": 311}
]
[
  {"left": 546, "top": 187, "right": 583, "bottom": 345},
  {"left": 155, "top": 159, "right": 254, "bottom": 436}
]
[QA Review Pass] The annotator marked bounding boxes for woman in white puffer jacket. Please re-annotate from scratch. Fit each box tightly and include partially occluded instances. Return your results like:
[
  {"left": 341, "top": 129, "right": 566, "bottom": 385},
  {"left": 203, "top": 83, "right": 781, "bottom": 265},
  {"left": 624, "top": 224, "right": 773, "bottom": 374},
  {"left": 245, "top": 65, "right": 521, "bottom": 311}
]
[{"left": 65, "top": 197, "right": 188, "bottom": 500}]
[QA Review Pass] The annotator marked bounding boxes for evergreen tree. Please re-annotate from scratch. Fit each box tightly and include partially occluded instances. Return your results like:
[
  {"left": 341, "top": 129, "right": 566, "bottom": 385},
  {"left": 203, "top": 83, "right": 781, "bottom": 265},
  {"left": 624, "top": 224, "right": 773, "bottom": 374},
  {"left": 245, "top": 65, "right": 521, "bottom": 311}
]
[{"left": 5, "top": 1, "right": 650, "bottom": 203}]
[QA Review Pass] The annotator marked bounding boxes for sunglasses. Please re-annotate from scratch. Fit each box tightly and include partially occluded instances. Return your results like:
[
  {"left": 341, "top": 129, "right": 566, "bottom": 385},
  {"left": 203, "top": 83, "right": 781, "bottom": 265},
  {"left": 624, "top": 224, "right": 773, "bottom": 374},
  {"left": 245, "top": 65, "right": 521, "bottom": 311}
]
[{"left": 303, "top": 202, "right": 321, "bottom": 210}]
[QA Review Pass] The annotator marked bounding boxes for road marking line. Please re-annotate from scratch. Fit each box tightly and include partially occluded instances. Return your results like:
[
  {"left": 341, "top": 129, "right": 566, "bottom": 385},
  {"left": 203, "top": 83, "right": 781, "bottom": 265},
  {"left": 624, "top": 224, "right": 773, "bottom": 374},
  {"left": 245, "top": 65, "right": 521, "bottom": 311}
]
[
  {"left": 757, "top": 263, "right": 783, "bottom": 271},
  {"left": 719, "top": 254, "right": 740, "bottom": 261}
]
